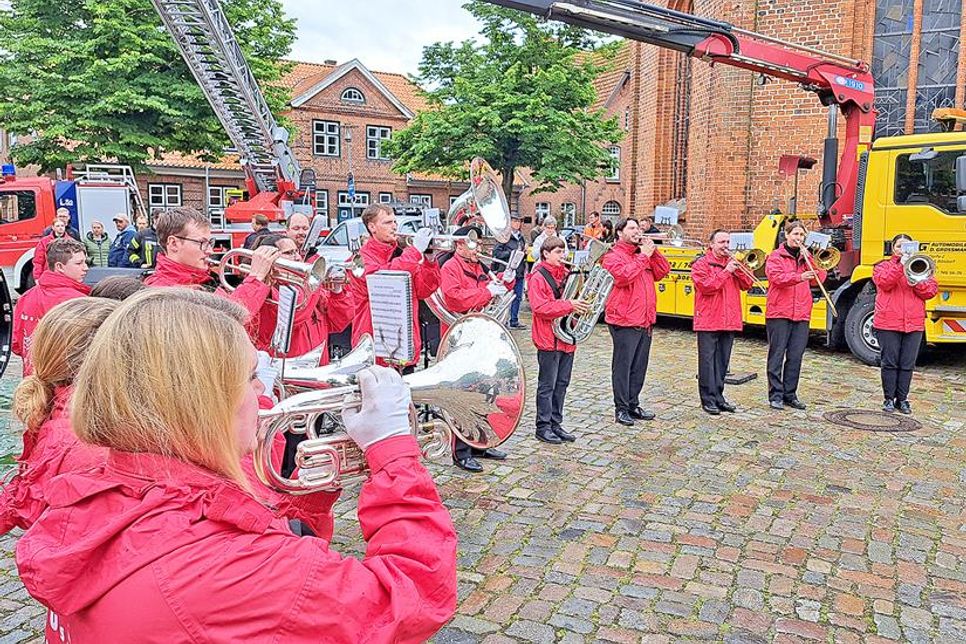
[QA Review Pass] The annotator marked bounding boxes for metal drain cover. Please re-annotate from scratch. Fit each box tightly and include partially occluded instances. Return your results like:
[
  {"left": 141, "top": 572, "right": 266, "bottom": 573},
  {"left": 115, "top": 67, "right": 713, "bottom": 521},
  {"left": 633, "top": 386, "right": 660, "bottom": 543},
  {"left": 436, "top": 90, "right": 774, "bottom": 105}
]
[{"left": 823, "top": 409, "right": 922, "bottom": 432}]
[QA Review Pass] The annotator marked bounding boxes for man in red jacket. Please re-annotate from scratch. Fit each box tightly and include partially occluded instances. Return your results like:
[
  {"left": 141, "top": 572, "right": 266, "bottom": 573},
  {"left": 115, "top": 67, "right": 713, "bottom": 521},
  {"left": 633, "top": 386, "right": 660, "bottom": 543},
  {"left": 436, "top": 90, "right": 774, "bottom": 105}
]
[
  {"left": 764, "top": 221, "right": 826, "bottom": 410},
  {"left": 439, "top": 226, "right": 510, "bottom": 472},
  {"left": 872, "top": 234, "right": 938, "bottom": 414},
  {"left": 601, "top": 218, "right": 671, "bottom": 426},
  {"left": 348, "top": 203, "right": 440, "bottom": 372},
  {"left": 144, "top": 207, "right": 277, "bottom": 324},
  {"left": 528, "top": 237, "right": 590, "bottom": 444},
  {"left": 692, "top": 230, "right": 754, "bottom": 415},
  {"left": 13, "top": 238, "right": 91, "bottom": 375}
]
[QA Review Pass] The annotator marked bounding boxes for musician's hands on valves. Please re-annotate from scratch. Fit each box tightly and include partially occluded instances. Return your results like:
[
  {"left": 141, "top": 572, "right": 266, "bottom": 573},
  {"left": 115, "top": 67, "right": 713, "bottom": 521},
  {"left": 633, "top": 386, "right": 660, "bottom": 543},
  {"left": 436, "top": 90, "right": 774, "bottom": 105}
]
[
  {"left": 487, "top": 281, "right": 508, "bottom": 298},
  {"left": 569, "top": 298, "right": 591, "bottom": 316},
  {"left": 248, "top": 246, "right": 281, "bottom": 282},
  {"left": 255, "top": 351, "right": 279, "bottom": 399},
  {"left": 342, "top": 366, "right": 413, "bottom": 450}
]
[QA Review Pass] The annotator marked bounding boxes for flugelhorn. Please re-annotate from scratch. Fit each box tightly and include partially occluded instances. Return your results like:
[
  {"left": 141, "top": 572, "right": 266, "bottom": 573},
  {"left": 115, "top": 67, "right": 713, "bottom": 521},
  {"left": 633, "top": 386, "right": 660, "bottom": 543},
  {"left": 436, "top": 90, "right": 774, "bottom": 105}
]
[
  {"left": 321, "top": 254, "right": 365, "bottom": 289},
  {"left": 904, "top": 253, "right": 935, "bottom": 286},
  {"left": 254, "top": 314, "right": 525, "bottom": 494},
  {"left": 396, "top": 229, "right": 481, "bottom": 253},
  {"left": 211, "top": 248, "right": 325, "bottom": 307}
]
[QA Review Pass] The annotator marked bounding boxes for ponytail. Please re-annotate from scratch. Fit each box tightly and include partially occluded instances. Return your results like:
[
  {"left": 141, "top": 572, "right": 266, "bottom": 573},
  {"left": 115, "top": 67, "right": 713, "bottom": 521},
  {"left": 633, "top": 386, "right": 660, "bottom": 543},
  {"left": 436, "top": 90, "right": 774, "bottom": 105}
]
[{"left": 13, "top": 376, "right": 55, "bottom": 432}]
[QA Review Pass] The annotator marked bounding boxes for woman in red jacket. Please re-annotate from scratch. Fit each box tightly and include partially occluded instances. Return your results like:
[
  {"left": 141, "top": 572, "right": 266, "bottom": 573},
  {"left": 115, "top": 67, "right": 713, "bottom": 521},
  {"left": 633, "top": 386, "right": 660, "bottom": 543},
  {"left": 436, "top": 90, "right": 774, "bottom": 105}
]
[
  {"left": 528, "top": 237, "right": 590, "bottom": 444},
  {"left": 764, "top": 221, "right": 826, "bottom": 410},
  {"left": 15, "top": 288, "right": 457, "bottom": 644},
  {"left": 1, "top": 297, "right": 117, "bottom": 534},
  {"left": 873, "top": 234, "right": 938, "bottom": 414}
]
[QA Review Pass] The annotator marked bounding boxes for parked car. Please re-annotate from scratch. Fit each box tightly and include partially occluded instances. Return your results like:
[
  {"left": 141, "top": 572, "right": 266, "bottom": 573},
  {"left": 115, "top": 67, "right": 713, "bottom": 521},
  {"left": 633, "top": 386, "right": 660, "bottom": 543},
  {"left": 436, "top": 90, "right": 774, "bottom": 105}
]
[{"left": 312, "top": 215, "right": 423, "bottom": 264}]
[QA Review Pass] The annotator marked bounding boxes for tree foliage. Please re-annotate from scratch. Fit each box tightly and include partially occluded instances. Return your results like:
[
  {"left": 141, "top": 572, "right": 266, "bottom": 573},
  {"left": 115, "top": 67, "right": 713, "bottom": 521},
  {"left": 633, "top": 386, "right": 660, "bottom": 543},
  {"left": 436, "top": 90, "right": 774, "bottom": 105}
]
[
  {"left": 386, "top": 1, "right": 624, "bottom": 200},
  {"left": 0, "top": 0, "right": 295, "bottom": 172}
]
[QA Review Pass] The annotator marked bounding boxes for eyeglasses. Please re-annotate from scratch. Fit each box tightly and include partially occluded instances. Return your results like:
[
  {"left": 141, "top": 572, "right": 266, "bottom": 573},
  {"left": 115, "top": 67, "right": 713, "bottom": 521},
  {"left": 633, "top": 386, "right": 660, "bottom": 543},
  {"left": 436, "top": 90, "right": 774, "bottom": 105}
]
[{"left": 174, "top": 235, "right": 217, "bottom": 251}]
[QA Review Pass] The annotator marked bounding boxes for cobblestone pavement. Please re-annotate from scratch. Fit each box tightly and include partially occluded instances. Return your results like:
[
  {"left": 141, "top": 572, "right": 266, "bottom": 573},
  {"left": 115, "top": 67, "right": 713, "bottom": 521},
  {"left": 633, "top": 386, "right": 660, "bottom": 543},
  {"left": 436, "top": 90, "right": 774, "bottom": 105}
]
[{"left": 0, "top": 316, "right": 964, "bottom": 643}]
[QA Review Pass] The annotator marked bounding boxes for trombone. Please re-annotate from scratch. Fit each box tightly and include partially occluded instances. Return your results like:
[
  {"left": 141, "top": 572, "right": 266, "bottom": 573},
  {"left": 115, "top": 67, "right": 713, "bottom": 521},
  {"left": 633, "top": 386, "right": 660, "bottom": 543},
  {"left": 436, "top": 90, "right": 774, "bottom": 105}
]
[
  {"left": 211, "top": 248, "right": 326, "bottom": 308},
  {"left": 726, "top": 247, "right": 768, "bottom": 290},
  {"left": 801, "top": 243, "right": 840, "bottom": 318}
]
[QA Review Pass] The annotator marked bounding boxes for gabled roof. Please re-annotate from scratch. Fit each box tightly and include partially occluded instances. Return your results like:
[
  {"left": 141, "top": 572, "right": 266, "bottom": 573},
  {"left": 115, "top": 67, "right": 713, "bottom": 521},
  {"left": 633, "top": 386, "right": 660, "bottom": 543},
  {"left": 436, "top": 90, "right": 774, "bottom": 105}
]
[
  {"left": 592, "top": 41, "right": 633, "bottom": 112},
  {"left": 286, "top": 58, "right": 420, "bottom": 118}
]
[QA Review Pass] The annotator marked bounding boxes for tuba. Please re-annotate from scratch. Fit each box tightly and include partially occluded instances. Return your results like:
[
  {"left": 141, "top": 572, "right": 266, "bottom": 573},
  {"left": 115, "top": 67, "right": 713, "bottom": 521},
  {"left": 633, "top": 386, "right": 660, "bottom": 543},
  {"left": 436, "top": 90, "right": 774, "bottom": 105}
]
[
  {"left": 904, "top": 253, "right": 935, "bottom": 285},
  {"left": 254, "top": 314, "right": 525, "bottom": 494},
  {"left": 448, "top": 157, "right": 512, "bottom": 243},
  {"left": 211, "top": 248, "right": 325, "bottom": 308}
]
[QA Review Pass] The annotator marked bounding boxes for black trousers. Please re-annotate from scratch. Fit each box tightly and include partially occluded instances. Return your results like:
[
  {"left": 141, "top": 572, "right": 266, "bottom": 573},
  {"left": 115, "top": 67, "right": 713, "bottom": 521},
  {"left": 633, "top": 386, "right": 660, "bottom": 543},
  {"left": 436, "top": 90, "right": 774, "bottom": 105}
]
[
  {"left": 536, "top": 349, "right": 575, "bottom": 433},
  {"left": 765, "top": 319, "right": 810, "bottom": 402},
  {"left": 609, "top": 324, "right": 652, "bottom": 413},
  {"left": 697, "top": 331, "right": 734, "bottom": 407},
  {"left": 877, "top": 329, "right": 922, "bottom": 402}
]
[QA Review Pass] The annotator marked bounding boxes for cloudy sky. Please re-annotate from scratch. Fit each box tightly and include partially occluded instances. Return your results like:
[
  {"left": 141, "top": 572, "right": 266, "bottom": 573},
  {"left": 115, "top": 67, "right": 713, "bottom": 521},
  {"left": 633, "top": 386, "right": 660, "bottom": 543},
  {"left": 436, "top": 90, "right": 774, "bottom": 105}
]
[{"left": 280, "top": 0, "right": 483, "bottom": 77}]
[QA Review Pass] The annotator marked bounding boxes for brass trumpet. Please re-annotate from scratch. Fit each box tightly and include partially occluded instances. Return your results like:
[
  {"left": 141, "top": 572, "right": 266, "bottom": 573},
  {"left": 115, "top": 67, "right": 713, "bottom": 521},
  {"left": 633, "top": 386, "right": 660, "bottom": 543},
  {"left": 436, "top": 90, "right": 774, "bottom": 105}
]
[{"left": 211, "top": 248, "right": 326, "bottom": 307}]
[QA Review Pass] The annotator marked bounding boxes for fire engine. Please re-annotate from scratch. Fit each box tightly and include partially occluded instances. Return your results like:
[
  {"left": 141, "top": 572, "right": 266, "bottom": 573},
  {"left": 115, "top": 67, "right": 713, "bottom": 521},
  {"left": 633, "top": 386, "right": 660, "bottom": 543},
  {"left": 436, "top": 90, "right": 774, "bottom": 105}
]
[{"left": 484, "top": 0, "right": 966, "bottom": 365}]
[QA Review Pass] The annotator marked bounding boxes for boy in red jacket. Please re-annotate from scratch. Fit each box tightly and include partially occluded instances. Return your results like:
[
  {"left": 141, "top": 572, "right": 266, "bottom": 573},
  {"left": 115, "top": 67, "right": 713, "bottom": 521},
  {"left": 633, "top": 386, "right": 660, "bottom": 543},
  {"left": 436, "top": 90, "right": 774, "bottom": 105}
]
[
  {"left": 13, "top": 238, "right": 91, "bottom": 375},
  {"left": 600, "top": 217, "right": 671, "bottom": 426},
  {"left": 872, "top": 234, "right": 938, "bottom": 414},
  {"left": 692, "top": 229, "right": 754, "bottom": 414},
  {"left": 529, "top": 237, "right": 590, "bottom": 443}
]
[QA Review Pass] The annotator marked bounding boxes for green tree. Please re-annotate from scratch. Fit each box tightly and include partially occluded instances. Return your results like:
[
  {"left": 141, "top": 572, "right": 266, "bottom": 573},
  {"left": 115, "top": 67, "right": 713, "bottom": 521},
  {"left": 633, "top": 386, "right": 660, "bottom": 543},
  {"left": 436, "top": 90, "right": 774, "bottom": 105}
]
[
  {"left": 0, "top": 0, "right": 295, "bottom": 172},
  {"left": 386, "top": 1, "right": 624, "bottom": 201}
]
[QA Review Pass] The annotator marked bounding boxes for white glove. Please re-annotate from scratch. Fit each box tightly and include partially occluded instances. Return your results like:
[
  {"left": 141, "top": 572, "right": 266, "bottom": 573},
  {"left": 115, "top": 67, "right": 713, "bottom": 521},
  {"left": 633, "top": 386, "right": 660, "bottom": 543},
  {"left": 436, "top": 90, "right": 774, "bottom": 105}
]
[
  {"left": 412, "top": 227, "right": 434, "bottom": 254},
  {"left": 255, "top": 351, "right": 278, "bottom": 398},
  {"left": 899, "top": 253, "right": 910, "bottom": 265},
  {"left": 342, "top": 366, "right": 412, "bottom": 450},
  {"left": 501, "top": 270, "right": 515, "bottom": 285},
  {"left": 487, "top": 281, "right": 507, "bottom": 297}
]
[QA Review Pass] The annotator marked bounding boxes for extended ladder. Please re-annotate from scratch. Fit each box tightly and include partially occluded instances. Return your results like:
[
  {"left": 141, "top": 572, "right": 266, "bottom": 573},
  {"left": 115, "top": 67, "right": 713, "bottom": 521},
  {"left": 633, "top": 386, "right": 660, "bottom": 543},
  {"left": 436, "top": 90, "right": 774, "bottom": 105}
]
[{"left": 150, "top": 0, "right": 301, "bottom": 195}]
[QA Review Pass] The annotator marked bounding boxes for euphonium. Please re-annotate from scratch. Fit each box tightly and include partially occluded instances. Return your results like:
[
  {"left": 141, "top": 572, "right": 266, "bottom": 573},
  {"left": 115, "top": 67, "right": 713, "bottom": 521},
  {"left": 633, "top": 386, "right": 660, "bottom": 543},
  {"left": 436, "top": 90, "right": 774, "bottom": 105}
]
[
  {"left": 211, "top": 248, "right": 325, "bottom": 307},
  {"left": 274, "top": 335, "right": 375, "bottom": 399},
  {"left": 552, "top": 265, "right": 614, "bottom": 344},
  {"left": 254, "top": 314, "right": 525, "bottom": 494},
  {"left": 904, "top": 253, "right": 935, "bottom": 285},
  {"left": 426, "top": 279, "right": 516, "bottom": 325}
]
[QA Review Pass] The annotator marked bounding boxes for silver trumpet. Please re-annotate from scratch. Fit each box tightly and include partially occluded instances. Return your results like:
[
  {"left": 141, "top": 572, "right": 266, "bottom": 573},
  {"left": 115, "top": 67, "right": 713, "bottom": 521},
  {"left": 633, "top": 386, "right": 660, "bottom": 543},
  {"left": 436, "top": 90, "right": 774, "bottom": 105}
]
[
  {"left": 321, "top": 254, "right": 365, "bottom": 289},
  {"left": 254, "top": 314, "right": 525, "bottom": 494},
  {"left": 904, "top": 253, "right": 935, "bottom": 286},
  {"left": 211, "top": 248, "right": 325, "bottom": 307}
]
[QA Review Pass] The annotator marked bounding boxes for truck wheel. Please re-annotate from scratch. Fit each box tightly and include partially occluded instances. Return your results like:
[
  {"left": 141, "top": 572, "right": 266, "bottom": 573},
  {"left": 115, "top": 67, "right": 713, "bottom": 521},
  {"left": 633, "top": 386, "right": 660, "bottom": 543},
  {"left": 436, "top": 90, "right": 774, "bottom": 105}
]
[{"left": 844, "top": 289, "right": 880, "bottom": 366}]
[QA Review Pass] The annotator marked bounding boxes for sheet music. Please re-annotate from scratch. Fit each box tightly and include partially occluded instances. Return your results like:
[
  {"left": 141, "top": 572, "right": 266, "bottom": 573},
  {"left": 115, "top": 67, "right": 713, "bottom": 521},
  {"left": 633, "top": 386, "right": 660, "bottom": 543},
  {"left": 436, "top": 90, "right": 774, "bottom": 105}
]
[
  {"left": 366, "top": 271, "right": 415, "bottom": 363},
  {"left": 271, "top": 285, "right": 298, "bottom": 354}
]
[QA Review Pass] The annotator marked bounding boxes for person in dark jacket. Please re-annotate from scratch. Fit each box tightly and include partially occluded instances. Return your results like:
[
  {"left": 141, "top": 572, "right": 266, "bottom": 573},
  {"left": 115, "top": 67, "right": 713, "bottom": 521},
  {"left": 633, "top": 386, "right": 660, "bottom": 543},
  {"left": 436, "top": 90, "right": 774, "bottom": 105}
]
[
  {"left": 492, "top": 213, "right": 529, "bottom": 329},
  {"left": 107, "top": 214, "right": 137, "bottom": 268},
  {"left": 243, "top": 214, "right": 272, "bottom": 249},
  {"left": 127, "top": 216, "right": 158, "bottom": 268},
  {"left": 42, "top": 208, "right": 81, "bottom": 241}
]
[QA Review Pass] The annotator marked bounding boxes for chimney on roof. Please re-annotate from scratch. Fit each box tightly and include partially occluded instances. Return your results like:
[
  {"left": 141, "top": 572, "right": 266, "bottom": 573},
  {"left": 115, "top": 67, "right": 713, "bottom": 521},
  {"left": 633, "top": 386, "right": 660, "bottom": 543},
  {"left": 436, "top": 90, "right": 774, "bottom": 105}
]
[{"left": 324, "top": 59, "right": 337, "bottom": 65}]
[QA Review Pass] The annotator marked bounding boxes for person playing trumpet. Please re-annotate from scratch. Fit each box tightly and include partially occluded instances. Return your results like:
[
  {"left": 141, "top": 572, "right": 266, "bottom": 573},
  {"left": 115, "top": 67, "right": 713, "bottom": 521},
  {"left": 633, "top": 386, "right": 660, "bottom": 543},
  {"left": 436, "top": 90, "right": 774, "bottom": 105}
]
[
  {"left": 144, "top": 207, "right": 278, "bottom": 324},
  {"left": 601, "top": 218, "right": 671, "bottom": 426},
  {"left": 529, "top": 237, "right": 591, "bottom": 444},
  {"left": 872, "top": 233, "right": 938, "bottom": 414},
  {"left": 439, "top": 225, "right": 513, "bottom": 472},
  {"left": 15, "top": 288, "right": 458, "bottom": 643},
  {"left": 692, "top": 230, "right": 754, "bottom": 415},
  {"left": 764, "top": 220, "right": 825, "bottom": 410}
]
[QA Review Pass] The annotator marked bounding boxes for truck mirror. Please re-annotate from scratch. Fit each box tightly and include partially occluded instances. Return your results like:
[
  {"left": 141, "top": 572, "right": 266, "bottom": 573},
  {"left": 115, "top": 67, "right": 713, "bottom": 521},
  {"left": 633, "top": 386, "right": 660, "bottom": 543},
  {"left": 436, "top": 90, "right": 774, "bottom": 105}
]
[
  {"left": 909, "top": 147, "right": 937, "bottom": 162},
  {"left": 956, "top": 155, "right": 966, "bottom": 193}
]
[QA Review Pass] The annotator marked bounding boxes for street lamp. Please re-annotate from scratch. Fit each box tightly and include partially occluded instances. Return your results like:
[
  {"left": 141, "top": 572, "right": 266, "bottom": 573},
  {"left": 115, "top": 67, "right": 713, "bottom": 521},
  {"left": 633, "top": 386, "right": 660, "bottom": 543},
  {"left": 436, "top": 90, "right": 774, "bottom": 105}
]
[{"left": 344, "top": 126, "right": 355, "bottom": 221}]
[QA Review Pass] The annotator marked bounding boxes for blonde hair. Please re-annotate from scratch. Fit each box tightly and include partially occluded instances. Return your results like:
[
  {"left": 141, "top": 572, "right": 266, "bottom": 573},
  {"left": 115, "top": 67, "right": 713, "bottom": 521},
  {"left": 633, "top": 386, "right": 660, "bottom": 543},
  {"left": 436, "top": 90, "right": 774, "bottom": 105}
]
[
  {"left": 14, "top": 298, "right": 120, "bottom": 431},
  {"left": 71, "top": 288, "right": 252, "bottom": 487}
]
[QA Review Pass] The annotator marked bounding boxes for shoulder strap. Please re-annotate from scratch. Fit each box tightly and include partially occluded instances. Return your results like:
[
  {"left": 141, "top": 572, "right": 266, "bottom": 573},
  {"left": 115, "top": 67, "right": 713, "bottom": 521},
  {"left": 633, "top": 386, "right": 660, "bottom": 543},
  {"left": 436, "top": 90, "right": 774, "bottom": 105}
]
[{"left": 536, "top": 266, "right": 563, "bottom": 299}]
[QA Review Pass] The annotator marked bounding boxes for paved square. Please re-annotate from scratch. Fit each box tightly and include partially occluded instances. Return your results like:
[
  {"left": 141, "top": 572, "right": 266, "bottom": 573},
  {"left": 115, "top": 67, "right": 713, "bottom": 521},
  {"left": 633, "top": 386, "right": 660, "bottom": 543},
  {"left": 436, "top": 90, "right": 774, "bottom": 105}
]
[{"left": 1, "top": 316, "right": 963, "bottom": 643}]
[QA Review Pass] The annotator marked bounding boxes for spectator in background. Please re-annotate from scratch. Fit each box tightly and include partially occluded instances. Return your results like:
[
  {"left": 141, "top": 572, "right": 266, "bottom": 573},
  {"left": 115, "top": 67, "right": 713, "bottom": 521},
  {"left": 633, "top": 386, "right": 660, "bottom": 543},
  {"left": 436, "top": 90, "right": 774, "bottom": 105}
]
[
  {"left": 602, "top": 220, "right": 615, "bottom": 243},
  {"left": 84, "top": 221, "right": 110, "bottom": 268},
  {"left": 244, "top": 214, "right": 272, "bottom": 250},
  {"left": 640, "top": 215, "right": 661, "bottom": 235},
  {"left": 32, "top": 220, "right": 69, "bottom": 282},
  {"left": 108, "top": 214, "right": 137, "bottom": 268},
  {"left": 583, "top": 211, "right": 605, "bottom": 244},
  {"left": 286, "top": 213, "right": 312, "bottom": 256},
  {"left": 13, "top": 238, "right": 91, "bottom": 375},
  {"left": 493, "top": 213, "right": 528, "bottom": 330},
  {"left": 532, "top": 216, "right": 567, "bottom": 264},
  {"left": 42, "top": 208, "right": 81, "bottom": 241},
  {"left": 529, "top": 217, "right": 543, "bottom": 244},
  {"left": 128, "top": 216, "right": 158, "bottom": 268},
  {"left": 89, "top": 276, "right": 146, "bottom": 301}
]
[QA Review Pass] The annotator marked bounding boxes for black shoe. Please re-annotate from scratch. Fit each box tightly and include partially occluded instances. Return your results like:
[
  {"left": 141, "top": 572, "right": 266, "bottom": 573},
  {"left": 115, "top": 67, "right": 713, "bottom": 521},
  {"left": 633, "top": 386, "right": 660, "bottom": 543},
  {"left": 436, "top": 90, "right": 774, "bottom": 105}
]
[
  {"left": 629, "top": 406, "right": 655, "bottom": 421},
  {"left": 553, "top": 427, "right": 576, "bottom": 442},
  {"left": 717, "top": 401, "right": 737, "bottom": 413},
  {"left": 769, "top": 400, "right": 784, "bottom": 410},
  {"left": 785, "top": 398, "right": 807, "bottom": 410},
  {"left": 453, "top": 457, "right": 483, "bottom": 473},
  {"left": 615, "top": 411, "right": 635, "bottom": 426},
  {"left": 897, "top": 400, "right": 912, "bottom": 415},
  {"left": 536, "top": 429, "right": 563, "bottom": 444},
  {"left": 882, "top": 399, "right": 896, "bottom": 413},
  {"left": 509, "top": 323, "right": 528, "bottom": 330},
  {"left": 479, "top": 447, "right": 507, "bottom": 460},
  {"left": 702, "top": 404, "right": 721, "bottom": 415}
]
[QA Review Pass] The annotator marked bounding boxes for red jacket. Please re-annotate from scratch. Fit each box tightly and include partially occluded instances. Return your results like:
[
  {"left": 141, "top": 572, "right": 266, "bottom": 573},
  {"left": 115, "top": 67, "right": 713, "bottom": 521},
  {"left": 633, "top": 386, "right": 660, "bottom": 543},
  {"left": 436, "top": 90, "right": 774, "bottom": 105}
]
[
  {"left": 764, "top": 244, "right": 827, "bottom": 322},
  {"left": 872, "top": 255, "right": 938, "bottom": 332},
  {"left": 527, "top": 262, "right": 577, "bottom": 353},
  {"left": 255, "top": 286, "right": 354, "bottom": 362},
  {"left": 439, "top": 255, "right": 513, "bottom": 335},
  {"left": 601, "top": 241, "right": 671, "bottom": 328},
  {"left": 12, "top": 271, "right": 91, "bottom": 375},
  {"left": 0, "top": 387, "right": 105, "bottom": 535},
  {"left": 348, "top": 239, "right": 441, "bottom": 367},
  {"left": 692, "top": 250, "right": 754, "bottom": 331},
  {"left": 145, "top": 254, "right": 270, "bottom": 329},
  {"left": 16, "top": 435, "right": 457, "bottom": 644},
  {"left": 31, "top": 233, "right": 66, "bottom": 282}
]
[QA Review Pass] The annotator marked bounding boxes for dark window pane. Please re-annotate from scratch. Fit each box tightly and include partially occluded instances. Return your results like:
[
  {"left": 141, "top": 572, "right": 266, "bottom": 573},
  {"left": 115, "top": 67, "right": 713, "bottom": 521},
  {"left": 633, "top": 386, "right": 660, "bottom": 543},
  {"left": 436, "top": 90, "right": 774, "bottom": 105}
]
[{"left": 894, "top": 150, "right": 961, "bottom": 214}]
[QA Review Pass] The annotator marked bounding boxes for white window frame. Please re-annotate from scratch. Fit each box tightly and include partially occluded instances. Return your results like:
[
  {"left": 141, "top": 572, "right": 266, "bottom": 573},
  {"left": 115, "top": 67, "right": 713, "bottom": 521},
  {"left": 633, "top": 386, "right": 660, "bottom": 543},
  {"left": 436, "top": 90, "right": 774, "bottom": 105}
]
[
  {"left": 315, "top": 189, "right": 329, "bottom": 217},
  {"left": 601, "top": 201, "right": 622, "bottom": 217},
  {"left": 366, "top": 125, "right": 392, "bottom": 160},
  {"left": 607, "top": 146, "right": 621, "bottom": 182},
  {"left": 409, "top": 194, "right": 432, "bottom": 207},
  {"left": 338, "top": 191, "right": 370, "bottom": 208},
  {"left": 449, "top": 195, "right": 461, "bottom": 208},
  {"left": 341, "top": 87, "right": 365, "bottom": 103},
  {"left": 535, "top": 202, "right": 551, "bottom": 221},
  {"left": 148, "top": 183, "right": 182, "bottom": 213},
  {"left": 313, "top": 120, "right": 340, "bottom": 157},
  {"left": 378, "top": 192, "right": 393, "bottom": 204}
]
